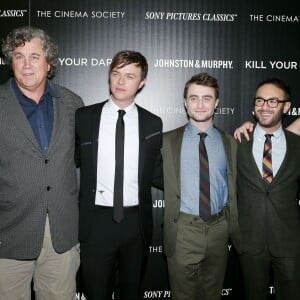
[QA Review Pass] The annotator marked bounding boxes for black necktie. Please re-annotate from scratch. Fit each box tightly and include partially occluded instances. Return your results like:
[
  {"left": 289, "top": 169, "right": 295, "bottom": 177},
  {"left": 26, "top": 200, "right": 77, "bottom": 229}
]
[
  {"left": 113, "top": 110, "right": 126, "bottom": 223},
  {"left": 262, "top": 134, "right": 273, "bottom": 185},
  {"left": 199, "top": 132, "right": 211, "bottom": 220}
]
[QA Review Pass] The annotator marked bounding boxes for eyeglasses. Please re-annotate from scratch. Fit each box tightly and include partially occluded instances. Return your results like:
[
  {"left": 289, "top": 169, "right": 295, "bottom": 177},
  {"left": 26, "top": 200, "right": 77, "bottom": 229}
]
[{"left": 254, "top": 97, "right": 288, "bottom": 108}]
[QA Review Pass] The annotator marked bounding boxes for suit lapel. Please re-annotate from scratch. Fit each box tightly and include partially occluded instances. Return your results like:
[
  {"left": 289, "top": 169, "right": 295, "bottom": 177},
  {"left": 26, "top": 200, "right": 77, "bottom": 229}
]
[
  {"left": 1, "top": 81, "right": 42, "bottom": 155},
  {"left": 91, "top": 102, "right": 106, "bottom": 178},
  {"left": 137, "top": 106, "right": 146, "bottom": 186},
  {"left": 136, "top": 105, "right": 163, "bottom": 188},
  {"left": 162, "top": 126, "right": 185, "bottom": 197},
  {"left": 171, "top": 127, "right": 185, "bottom": 193},
  {"left": 217, "top": 128, "right": 233, "bottom": 175},
  {"left": 240, "top": 131, "right": 266, "bottom": 187},
  {"left": 47, "top": 96, "right": 65, "bottom": 156},
  {"left": 271, "top": 130, "right": 290, "bottom": 184}
]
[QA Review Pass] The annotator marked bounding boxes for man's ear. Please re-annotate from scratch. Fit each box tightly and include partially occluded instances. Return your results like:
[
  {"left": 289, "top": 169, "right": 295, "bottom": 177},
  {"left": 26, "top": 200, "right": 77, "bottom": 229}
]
[
  {"left": 139, "top": 79, "right": 146, "bottom": 90},
  {"left": 283, "top": 101, "right": 291, "bottom": 114},
  {"left": 215, "top": 98, "right": 219, "bottom": 108}
]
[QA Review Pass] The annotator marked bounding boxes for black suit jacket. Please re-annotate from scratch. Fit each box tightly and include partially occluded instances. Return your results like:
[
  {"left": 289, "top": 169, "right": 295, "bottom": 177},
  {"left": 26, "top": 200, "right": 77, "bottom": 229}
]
[
  {"left": 237, "top": 128, "right": 300, "bottom": 257},
  {"left": 75, "top": 100, "right": 163, "bottom": 246}
]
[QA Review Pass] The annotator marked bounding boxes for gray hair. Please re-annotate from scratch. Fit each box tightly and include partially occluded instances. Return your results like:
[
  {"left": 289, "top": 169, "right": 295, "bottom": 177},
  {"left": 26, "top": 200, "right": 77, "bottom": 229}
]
[{"left": 2, "top": 26, "right": 58, "bottom": 78}]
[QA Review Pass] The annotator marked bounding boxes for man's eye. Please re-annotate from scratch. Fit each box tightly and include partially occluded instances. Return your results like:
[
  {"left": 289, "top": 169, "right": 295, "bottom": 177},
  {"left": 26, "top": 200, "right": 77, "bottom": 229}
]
[{"left": 269, "top": 99, "right": 278, "bottom": 104}]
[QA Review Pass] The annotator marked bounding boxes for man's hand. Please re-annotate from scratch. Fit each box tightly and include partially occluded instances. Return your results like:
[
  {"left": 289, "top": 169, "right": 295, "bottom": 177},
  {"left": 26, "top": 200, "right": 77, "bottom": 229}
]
[{"left": 233, "top": 121, "right": 254, "bottom": 142}]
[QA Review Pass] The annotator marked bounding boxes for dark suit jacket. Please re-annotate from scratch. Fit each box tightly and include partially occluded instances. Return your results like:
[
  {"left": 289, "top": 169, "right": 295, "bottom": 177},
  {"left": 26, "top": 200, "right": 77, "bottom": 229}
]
[
  {"left": 162, "top": 125, "right": 241, "bottom": 257},
  {"left": 0, "top": 79, "right": 84, "bottom": 259},
  {"left": 75, "top": 101, "right": 163, "bottom": 246},
  {"left": 237, "top": 129, "right": 300, "bottom": 256}
]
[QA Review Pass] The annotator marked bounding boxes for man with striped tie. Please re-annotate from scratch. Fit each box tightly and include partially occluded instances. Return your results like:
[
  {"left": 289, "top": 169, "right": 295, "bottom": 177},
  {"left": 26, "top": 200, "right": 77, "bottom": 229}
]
[
  {"left": 237, "top": 77, "right": 300, "bottom": 300},
  {"left": 162, "top": 72, "right": 241, "bottom": 300}
]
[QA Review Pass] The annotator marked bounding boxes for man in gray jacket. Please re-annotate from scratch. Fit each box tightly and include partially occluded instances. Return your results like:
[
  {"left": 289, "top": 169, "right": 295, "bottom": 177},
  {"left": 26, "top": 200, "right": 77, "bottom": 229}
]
[{"left": 0, "top": 26, "right": 83, "bottom": 299}]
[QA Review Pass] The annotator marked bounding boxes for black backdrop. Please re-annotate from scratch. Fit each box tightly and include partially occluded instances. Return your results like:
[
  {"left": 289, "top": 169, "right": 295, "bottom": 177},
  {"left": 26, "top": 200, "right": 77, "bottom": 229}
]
[{"left": 1, "top": 1, "right": 299, "bottom": 299}]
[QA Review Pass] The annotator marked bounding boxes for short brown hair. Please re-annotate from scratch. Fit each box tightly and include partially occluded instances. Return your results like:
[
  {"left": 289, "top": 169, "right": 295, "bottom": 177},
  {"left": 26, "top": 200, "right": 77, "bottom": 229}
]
[
  {"left": 183, "top": 72, "right": 219, "bottom": 99},
  {"left": 109, "top": 50, "right": 148, "bottom": 80}
]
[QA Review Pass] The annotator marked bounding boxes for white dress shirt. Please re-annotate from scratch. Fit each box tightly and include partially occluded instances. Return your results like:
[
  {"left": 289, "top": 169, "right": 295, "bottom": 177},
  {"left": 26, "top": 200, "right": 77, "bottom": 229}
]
[
  {"left": 252, "top": 124, "right": 286, "bottom": 177},
  {"left": 95, "top": 99, "right": 139, "bottom": 206}
]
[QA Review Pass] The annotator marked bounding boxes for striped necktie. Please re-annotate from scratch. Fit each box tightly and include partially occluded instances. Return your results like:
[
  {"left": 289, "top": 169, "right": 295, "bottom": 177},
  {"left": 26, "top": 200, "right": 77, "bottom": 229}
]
[
  {"left": 199, "top": 132, "right": 211, "bottom": 220},
  {"left": 262, "top": 134, "right": 273, "bottom": 184}
]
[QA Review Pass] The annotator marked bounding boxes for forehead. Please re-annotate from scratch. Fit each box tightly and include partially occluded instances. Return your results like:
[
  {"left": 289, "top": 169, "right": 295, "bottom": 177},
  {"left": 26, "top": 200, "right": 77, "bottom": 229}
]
[
  {"left": 187, "top": 83, "right": 215, "bottom": 96},
  {"left": 13, "top": 37, "right": 44, "bottom": 54},
  {"left": 111, "top": 63, "right": 141, "bottom": 74},
  {"left": 256, "top": 83, "right": 285, "bottom": 98}
]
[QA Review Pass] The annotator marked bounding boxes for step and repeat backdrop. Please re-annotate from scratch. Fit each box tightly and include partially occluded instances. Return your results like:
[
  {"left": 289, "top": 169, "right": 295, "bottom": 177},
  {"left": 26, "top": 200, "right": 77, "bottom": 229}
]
[{"left": 0, "top": 0, "right": 299, "bottom": 299}]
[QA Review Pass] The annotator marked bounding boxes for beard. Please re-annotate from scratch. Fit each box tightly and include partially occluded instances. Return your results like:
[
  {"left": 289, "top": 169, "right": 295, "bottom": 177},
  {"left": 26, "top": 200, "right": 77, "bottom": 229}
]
[{"left": 254, "top": 106, "right": 284, "bottom": 128}]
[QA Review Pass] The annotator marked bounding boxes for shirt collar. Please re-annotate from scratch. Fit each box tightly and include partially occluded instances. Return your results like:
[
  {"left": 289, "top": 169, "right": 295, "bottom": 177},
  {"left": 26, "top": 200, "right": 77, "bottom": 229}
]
[
  {"left": 108, "top": 97, "right": 137, "bottom": 116},
  {"left": 45, "top": 81, "right": 59, "bottom": 98},
  {"left": 186, "top": 121, "right": 214, "bottom": 137},
  {"left": 254, "top": 123, "right": 284, "bottom": 142},
  {"left": 11, "top": 78, "right": 58, "bottom": 103}
]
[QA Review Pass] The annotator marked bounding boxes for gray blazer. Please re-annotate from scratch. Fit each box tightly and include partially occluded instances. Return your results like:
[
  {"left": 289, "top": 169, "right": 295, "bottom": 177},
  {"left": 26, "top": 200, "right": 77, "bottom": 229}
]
[
  {"left": 162, "top": 125, "right": 241, "bottom": 257},
  {"left": 0, "top": 79, "right": 84, "bottom": 259}
]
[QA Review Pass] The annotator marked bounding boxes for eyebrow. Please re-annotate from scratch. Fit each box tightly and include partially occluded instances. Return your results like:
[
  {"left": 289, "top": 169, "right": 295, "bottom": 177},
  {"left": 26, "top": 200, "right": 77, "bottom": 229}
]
[
  {"left": 13, "top": 51, "right": 42, "bottom": 56},
  {"left": 111, "top": 70, "right": 137, "bottom": 76},
  {"left": 188, "top": 94, "right": 213, "bottom": 98}
]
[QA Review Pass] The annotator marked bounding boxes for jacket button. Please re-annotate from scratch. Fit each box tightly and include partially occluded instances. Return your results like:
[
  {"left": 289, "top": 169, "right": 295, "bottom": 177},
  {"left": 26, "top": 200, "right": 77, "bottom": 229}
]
[
  {"left": 46, "top": 186, "right": 51, "bottom": 191},
  {"left": 45, "top": 159, "right": 49, "bottom": 164}
]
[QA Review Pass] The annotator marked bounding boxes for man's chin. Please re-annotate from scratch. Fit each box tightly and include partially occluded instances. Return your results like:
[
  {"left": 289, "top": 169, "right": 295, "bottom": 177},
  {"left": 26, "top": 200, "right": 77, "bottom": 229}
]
[{"left": 258, "top": 120, "right": 280, "bottom": 129}]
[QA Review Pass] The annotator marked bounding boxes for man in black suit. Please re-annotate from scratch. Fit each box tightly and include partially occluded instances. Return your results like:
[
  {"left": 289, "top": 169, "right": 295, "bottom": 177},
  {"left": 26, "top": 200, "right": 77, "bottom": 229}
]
[
  {"left": 75, "top": 50, "right": 163, "bottom": 300},
  {"left": 237, "top": 77, "right": 300, "bottom": 300}
]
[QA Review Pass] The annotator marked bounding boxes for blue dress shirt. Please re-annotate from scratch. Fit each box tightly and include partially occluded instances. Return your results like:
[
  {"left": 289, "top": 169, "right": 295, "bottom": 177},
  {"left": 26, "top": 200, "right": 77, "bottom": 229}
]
[{"left": 180, "top": 122, "right": 228, "bottom": 215}]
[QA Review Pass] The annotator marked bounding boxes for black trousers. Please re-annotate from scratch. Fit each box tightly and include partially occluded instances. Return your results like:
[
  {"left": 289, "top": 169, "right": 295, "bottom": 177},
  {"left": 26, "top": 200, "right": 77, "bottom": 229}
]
[
  {"left": 240, "top": 249, "right": 300, "bottom": 300},
  {"left": 80, "top": 206, "right": 147, "bottom": 300}
]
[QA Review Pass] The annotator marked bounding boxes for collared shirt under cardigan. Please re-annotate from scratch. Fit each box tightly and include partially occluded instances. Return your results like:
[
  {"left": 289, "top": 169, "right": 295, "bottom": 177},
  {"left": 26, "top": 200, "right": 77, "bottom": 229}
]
[{"left": 180, "top": 122, "right": 228, "bottom": 216}]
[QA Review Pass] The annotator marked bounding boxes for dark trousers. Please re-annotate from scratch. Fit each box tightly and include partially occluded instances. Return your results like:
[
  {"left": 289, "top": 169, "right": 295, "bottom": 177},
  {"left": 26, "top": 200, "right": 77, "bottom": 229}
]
[
  {"left": 240, "top": 250, "right": 300, "bottom": 300},
  {"left": 80, "top": 206, "right": 147, "bottom": 300}
]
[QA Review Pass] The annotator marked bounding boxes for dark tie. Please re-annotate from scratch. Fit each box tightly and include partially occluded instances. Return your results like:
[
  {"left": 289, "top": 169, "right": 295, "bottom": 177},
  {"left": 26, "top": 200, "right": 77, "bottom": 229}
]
[
  {"left": 262, "top": 134, "right": 273, "bottom": 184},
  {"left": 199, "top": 132, "right": 211, "bottom": 220},
  {"left": 113, "top": 110, "right": 126, "bottom": 223}
]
